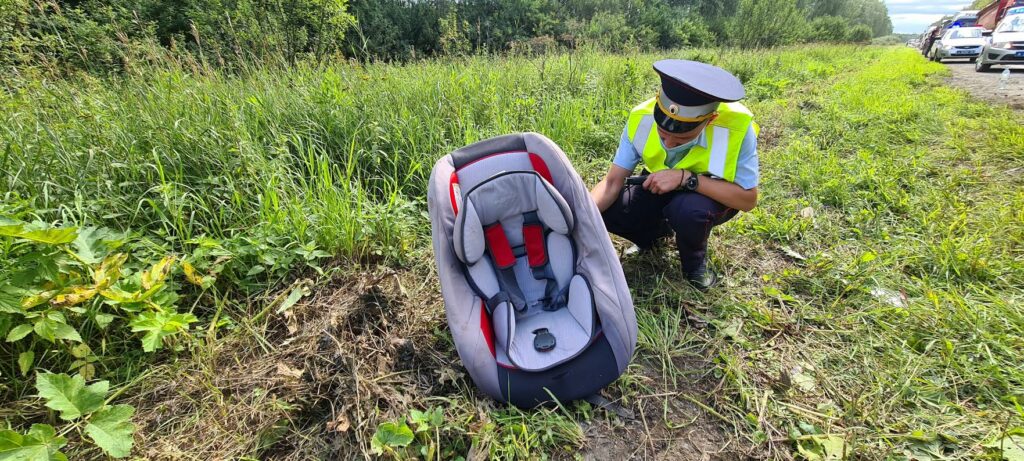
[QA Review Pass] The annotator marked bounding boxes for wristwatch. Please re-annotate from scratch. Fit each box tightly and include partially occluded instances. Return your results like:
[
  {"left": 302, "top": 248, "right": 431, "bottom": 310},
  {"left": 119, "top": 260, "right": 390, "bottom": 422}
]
[{"left": 677, "top": 171, "right": 699, "bottom": 192}]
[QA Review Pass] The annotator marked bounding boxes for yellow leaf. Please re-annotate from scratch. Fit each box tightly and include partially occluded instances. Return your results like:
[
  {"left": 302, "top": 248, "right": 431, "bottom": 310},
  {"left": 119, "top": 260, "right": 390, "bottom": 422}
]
[
  {"left": 142, "top": 256, "right": 176, "bottom": 290},
  {"left": 93, "top": 253, "right": 128, "bottom": 290},
  {"left": 22, "top": 290, "right": 59, "bottom": 309},
  {"left": 100, "top": 286, "right": 141, "bottom": 303},
  {"left": 78, "top": 363, "right": 96, "bottom": 381},
  {"left": 181, "top": 261, "right": 212, "bottom": 287},
  {"left": 50, "top": 286, "right": 99, "bottom": 307}
]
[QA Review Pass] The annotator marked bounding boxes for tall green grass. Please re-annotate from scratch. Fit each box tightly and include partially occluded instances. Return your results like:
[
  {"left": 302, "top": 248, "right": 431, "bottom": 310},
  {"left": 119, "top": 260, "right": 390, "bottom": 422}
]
[
  {"left": 2, "top": 46, "right": 1022, "bottom": 458},
  {"left": 0, "top": 46, "right": 869, "bottom": 263},
  {"left": 703, "top": 49, "right": 1024, "bottom": 457}
]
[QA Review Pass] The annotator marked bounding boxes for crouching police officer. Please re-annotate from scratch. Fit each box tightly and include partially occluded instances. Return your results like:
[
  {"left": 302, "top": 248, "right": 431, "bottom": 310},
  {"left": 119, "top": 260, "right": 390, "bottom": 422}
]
[{"left": 590, "top": 60, "right": 760, "bottom": 291}]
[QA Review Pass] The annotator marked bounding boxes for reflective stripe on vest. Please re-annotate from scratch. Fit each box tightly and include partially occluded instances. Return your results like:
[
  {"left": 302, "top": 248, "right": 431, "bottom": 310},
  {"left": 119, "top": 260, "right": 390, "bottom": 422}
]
[{"left": 626, "top": 98, "right": 759, "bottom": 183}]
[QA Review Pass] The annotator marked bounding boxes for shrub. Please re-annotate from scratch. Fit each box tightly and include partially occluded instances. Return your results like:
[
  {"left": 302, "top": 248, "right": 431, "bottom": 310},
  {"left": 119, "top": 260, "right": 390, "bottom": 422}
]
[
  {"left": 729, "top": 0, "right": 809, "bottom": 48},
  {"left": 679, "top": 16, "right": 718, "bottom": 47},
  {"left": 848, "top": 24, "right": 873, "bottom": 43},
  {"left": 808, "top": 16, "right": 854, "bottom": 43}
]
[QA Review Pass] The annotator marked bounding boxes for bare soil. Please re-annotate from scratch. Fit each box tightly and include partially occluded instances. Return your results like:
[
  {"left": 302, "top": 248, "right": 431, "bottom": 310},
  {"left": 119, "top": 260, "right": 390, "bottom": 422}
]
[
  {"left": 941, "top": 59, "right": 1024, "bottom": 109},
  {"left": 125, "top": 263, "right": 756, "bottom": 460}
]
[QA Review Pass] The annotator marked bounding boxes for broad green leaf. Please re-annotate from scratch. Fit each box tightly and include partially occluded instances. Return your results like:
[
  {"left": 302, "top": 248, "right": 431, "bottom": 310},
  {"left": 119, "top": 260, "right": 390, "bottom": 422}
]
[
  {"left": 16, "top": 227, "right": 78, "bottom": 245},
  {"left": 84, "top": 405, "right": 135, "bottom": 458},
  {"left": 18, "top": 351, "right": 34, "bottom": 376},
  {"left": 72, "top": 227, "right": 114, "bottom": 265},
  {"left": 50, "top": 322, "right": 82, "bottom": 342},
  {"left": 33, "top": 318, "right": 82, "bottom": 343},
  {"left": 797, "top": 434, "right": 845, "bottom": 460},
  {"left": 0, "top": 424, "right": 68, "bottom": 461},
  {"left": 370, "top": 422, "right": 414, "bottom": 455},
  {"left": 129, "top": 311, "right": 198, "bottom": 352},
  {"left": 0, "top": 223, "right": 26, "bottom": 238},
  {"left": 409, "top": 409, "right": 431, "bottom": 433},
  {"left": 427, "top": 407, "right": 444, "bottom": 427},
  {"left": 6, "top": 324, "right": 32, "bottom": 343},
  {"left": 93, "top": 313, "right": 116, "bottom": 329},
  {"left": 409, "top": 407, "right": 444, "bottom": 433},
  {"left": 0, "top": 287, "right": 21, "bottom": 314},
  {"left": 35, "top": 373, "right": 108, "bottom": 421}
]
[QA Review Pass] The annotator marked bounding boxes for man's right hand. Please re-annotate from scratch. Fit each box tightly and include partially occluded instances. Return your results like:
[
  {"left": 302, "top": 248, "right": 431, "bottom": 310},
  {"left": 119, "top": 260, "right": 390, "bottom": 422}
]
[{"left": 642, "top": 169, "right": 687, "bottom": 195}]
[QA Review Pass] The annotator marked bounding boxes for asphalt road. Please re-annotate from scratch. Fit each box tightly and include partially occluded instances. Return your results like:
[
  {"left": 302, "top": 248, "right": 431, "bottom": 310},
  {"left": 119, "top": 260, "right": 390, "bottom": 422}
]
[{"left": 940, "top": 58, "right": 1024, "bottom": 110}]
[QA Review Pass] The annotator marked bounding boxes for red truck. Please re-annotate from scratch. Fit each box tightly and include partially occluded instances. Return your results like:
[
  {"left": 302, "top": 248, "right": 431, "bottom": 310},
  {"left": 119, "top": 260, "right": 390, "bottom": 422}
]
[{"left": 977, "top": 0, "right": 1024, "bottom": 30}]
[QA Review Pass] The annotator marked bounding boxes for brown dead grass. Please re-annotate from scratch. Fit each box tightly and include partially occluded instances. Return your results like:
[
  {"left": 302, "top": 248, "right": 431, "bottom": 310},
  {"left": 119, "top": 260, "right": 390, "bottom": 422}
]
[
  {"left": 126, "top": 267, "right": 469, "bottom": 459},
  {"left": 123, "top": 259, "right": 763, "bottom": 460}
]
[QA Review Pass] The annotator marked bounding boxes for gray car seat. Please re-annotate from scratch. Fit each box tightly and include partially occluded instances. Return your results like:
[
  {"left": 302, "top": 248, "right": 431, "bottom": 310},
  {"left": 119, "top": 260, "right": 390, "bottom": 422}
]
[{"left": 427, "top": 132, "right": 637, "bottom": 408}]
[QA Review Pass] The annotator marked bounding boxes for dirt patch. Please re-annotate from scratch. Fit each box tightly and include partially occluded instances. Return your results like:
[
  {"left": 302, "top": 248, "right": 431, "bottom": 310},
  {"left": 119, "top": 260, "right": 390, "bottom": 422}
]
[
  {"left": 942, "top": 60, "right": 1024, "bottom": 109},
  {"left": 125, "top": 269, "right": 455, "bottom": 459},
  {"left": 122, "top": 262, "right": 757, "bottom": 460}
]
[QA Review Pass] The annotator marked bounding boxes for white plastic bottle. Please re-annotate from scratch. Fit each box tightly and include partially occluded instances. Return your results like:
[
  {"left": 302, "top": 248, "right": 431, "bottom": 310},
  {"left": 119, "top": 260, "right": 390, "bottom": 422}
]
[{"left": 1000, "top": 68, "right": 1011, "bottom": 90}]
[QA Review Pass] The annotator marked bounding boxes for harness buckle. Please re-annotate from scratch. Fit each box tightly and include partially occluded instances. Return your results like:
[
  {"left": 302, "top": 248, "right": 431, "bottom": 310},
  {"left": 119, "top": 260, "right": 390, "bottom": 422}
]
[{"left": 532, "top": 328, "right": 556, "bottom": 352}]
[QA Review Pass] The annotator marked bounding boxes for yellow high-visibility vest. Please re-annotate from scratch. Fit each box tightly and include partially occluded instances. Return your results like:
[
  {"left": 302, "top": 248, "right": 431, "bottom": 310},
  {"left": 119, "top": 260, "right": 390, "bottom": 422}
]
[{"left": 626, "top": 98, "right": 758, "bottom": 182}]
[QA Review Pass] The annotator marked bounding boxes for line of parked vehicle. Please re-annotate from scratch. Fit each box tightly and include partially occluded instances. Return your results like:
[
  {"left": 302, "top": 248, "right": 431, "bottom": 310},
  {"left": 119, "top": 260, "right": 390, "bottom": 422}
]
[{"left": 907, "top": 3, "right": 1024, "bottom": 73}]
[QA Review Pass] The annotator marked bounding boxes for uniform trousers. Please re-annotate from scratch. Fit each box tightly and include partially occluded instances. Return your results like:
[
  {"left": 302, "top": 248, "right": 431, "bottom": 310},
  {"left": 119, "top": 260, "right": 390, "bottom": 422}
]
[{"left": 601, "top": 182, "right": 737, "bottom": 276}]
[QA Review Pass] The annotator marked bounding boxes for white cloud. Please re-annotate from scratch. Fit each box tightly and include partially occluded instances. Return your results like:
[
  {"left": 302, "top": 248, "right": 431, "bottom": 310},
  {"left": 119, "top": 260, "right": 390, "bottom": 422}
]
[{"left": 884, "top": 1, "right": 973, "bottom": 33}]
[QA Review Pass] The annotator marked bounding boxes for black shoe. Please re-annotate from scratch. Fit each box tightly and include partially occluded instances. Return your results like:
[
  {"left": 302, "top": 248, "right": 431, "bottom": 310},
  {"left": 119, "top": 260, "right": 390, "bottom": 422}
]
[{"left": 686, "top": 269, "right": 719, "bottom": 292}]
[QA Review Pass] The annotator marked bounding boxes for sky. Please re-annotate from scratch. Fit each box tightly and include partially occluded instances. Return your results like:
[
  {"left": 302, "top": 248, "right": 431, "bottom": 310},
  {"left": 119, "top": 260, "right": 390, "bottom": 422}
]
[{"left": 885, "top": 0, "right": 973, "bottom": 34}]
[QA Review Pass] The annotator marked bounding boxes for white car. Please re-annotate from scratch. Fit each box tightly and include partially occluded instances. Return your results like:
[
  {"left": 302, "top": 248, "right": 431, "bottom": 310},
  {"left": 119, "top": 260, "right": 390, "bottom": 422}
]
[
  {"left": 976, "top": 14, "right": 1024, "bottom": 72},
  {"left": 929, "top": 27, "right": 987, "bottom": 62}
]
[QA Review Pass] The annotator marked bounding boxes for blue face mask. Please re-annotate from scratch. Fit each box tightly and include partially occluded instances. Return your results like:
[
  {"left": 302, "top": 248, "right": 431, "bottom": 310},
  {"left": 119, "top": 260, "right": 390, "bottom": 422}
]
[{"left": 660, "top": 135, "right": 700, "bottom": 156}]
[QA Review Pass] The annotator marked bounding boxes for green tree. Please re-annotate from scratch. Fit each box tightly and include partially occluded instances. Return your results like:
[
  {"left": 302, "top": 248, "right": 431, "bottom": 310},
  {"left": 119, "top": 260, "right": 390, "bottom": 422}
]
[
  {"left": 808, "top": 15, "right": 852, "bottom": 42},
  {"left": 186, "top": 0, "right": 356, "bottom": 64},
  {"left": 803, "top": 0, "right": 891, "bottom": 37},
  {"left": 678, "top": 16, "right": 718, "bottom": 47},
  {"left": 438, "top": 10, "right": 471, "bottom": 55},
  {"left": 583, "top": 11, "right": 632, "bottom": 50},
  {"left": 730, "top": 0, "right": 808, "bottom": 47},
  {"left": 847, "top": 23, "right": 872, "bottom": 42}
]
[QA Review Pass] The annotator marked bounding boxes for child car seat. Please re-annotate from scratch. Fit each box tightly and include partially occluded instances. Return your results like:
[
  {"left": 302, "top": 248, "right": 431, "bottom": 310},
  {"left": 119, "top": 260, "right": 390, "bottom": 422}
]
[{"left": 427, "top": 132, "right": 637, "bottom": 408}]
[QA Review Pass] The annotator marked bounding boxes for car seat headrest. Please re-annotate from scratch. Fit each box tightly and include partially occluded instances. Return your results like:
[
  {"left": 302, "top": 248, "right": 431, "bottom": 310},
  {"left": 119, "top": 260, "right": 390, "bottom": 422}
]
[
  {"left": 453, "top": 172, "right": 573, "bottom": 265},
  {"left": 454, "top": 201, "right": 486, "bottom": 265},
  {"left": 535, "top": 178, "right": 571, "bottom": 235}
]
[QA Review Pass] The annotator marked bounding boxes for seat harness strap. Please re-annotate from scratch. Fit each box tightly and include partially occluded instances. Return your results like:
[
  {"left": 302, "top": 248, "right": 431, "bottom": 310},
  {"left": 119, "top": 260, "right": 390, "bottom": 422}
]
[
  {"left": 522, "top": 212, "right": 566, "bottom": 311},
  {"left": 484, "top": 223, "right": 528, "bottom": 312}
]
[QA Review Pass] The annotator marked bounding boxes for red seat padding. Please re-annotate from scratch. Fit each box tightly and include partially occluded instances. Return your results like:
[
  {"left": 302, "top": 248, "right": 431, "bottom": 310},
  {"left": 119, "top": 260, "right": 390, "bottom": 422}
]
[
  {"left": 484, "top": 223, "right": 516, "bottom": 269},
  {"left": 523, "top": 223, "right": 547, "bottom": 268}
]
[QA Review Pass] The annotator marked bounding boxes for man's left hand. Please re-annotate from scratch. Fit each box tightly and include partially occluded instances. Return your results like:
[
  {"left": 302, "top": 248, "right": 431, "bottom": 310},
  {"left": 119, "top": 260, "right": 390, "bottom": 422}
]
[{"left": 643, "top": 169, "right": 690, "bottom": 195}]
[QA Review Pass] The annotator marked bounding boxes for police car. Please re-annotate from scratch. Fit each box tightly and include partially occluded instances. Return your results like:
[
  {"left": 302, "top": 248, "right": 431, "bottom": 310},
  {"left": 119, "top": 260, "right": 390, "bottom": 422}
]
[
  {"left": 976, "top": 14, "right": 1024, "bottom": 72},
  {"left": 929, "top": 27, "right": 987, "bottom": 62}
]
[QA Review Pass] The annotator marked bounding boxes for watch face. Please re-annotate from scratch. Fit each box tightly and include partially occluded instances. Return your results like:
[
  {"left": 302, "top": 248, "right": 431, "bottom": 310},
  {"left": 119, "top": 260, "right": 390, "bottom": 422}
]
[{"left": 686, "top": 175, "right": 699, "bottom": 191}]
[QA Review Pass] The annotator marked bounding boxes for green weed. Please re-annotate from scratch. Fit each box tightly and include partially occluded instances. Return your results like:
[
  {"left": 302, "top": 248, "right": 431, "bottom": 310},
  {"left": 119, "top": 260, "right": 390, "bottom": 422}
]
[{"left": 1, "top": 46, "right": 1021, "bottom": 459}]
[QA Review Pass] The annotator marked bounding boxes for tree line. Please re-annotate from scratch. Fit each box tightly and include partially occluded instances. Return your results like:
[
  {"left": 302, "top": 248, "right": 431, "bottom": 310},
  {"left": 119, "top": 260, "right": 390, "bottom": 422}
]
[{"left": 0, "top": 0, "right": 892, "bottom": 73}]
